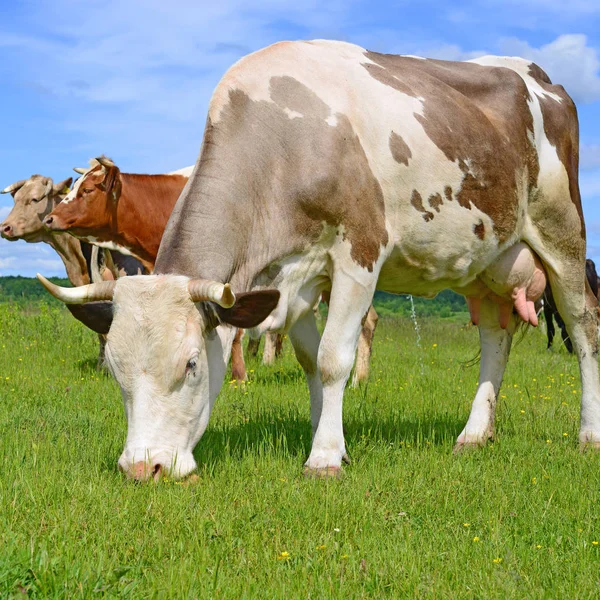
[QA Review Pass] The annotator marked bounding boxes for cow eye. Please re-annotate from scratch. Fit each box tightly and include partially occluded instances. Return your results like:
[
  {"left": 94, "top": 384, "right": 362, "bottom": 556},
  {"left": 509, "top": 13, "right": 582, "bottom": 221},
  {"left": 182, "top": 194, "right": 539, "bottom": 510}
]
[
  {"left": 185, "top": 357, "right": 198, "bottom": 376},
  {"left": 31, "top": 198, "right": 40, "bottom": 203},
  {"left": 83, "top": 188, "right": 94, "bottom": 194}
]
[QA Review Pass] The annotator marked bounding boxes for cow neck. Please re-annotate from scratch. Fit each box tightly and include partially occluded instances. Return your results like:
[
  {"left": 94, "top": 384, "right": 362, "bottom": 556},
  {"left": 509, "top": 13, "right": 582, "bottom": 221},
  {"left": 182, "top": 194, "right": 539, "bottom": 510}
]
[
  {"left": 108, "top": 173, "right": 186, "bottom": 267},
  {"left": 46, "top": 231, "right": 90, "bottom": 286},
  {"left": 154, "top": 166, "right": 277, "bottom": 293}
]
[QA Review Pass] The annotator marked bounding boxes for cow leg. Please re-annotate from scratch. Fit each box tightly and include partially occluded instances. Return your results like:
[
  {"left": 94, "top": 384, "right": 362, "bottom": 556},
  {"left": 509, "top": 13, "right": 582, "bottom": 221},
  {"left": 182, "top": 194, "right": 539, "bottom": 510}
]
[
  {"left": 231, "top": 329, "right": 247, "bottom": 382},
  {"left": 454, "top": 298, "right": 517, "bottom": 450},
  {"left": 304, "top": 275, "right": 375, "bottom": 474},
  {"left": 546, "top": 268, "right": 600, "bottom": 447},
  {"left": 247, "top": 336, "right": 260, "bottom": 357},
  {"left": 554, "top": 310, "right": 574, "bottom": 354},
  {"left": 262, "top": 331, "right": 278, "bottom": 365},
  {"left": 97, "top": 334, "right": 107, "bottom": 370},
  {"left": 275, "top": 334, "right": 284, "bottom": 358},
  {"left": 288, "top": 311, "right": 323, "bottom": 437},
  {"left": 351, "top": 305, "right": 378, "bottom": 388},
  {"left": 544, "top": 301, "right": 555, "bottom": 349}
]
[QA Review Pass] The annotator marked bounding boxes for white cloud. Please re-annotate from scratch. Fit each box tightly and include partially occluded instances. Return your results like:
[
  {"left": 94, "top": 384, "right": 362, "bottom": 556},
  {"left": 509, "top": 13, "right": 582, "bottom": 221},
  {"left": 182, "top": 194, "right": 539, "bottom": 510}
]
[
  {"left": 0, "top": 238, "right": 66, "bottom": 278},
  {"left": 499, "top": 34, "right": 600, "bottom": 104}
]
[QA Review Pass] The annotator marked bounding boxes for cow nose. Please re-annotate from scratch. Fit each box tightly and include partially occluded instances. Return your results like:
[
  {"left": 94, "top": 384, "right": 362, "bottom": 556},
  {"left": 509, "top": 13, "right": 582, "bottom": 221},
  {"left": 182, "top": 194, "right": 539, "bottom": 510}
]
[
  {"left": 1, "top": 223, "right": 12, "bottom": 236},
  {"left": 123, "top": 461, "right": 164, "bottom": 482},
  {"left": 43, "top": 216, "right": 53, "bottom": 228}
]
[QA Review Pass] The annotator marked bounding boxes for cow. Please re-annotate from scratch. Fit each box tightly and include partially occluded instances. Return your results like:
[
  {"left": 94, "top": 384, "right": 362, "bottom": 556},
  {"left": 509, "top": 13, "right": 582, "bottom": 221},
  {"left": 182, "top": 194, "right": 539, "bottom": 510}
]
[
  {"left": 544, "top": 258, "right": 599, "bottom": 353},
  {"left": 42, "top": 155, "right": 379, "bottom": 385},
  {"left": 39, "top": 40, "right": 599, "bottom": 482},
  {"left": 0, "top": 173, "right": 144, "bottom": 365}
]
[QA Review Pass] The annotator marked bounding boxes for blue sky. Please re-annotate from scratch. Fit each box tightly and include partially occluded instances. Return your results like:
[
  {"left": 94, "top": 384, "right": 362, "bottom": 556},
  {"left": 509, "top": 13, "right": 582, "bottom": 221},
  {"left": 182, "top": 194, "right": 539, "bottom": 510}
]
[{"left": 1, "top": 0, "right": 600, "bottom": 277}]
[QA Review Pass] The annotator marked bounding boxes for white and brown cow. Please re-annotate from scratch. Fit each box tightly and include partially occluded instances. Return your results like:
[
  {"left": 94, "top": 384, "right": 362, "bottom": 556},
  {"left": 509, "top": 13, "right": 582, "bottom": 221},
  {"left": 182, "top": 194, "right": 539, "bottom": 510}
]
[{"left": 40, "top": 40, "right": 598, "bottom": 481}]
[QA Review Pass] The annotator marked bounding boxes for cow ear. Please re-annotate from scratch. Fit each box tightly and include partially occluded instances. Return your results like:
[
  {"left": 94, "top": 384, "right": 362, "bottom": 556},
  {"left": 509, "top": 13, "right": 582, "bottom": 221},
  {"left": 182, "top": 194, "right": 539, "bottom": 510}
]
[
  {"left": 215, "top": 290, "right": 280, "bottom": 328},
  {"left": 66, "top": 302, "right": 113, "bottom": 335},
  {"left": 53, "top": 177, "right": 73, "bottom": 197},
  {"left": 99, "top": 165, "right": 121, "bottom": 199}
]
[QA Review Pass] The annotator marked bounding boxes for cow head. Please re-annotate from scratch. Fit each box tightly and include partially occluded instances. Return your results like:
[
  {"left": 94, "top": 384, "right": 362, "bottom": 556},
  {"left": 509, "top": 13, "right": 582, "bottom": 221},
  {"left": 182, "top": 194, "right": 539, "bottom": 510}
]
[
  {"left": 37, "top": 273, "right": 279, "bottom": 481},
  {"left": 43, "top": 156, "right": 122, "bottom": 236},
  {"left": 1, "top": 175, "right": 72, "bottom": 242}
]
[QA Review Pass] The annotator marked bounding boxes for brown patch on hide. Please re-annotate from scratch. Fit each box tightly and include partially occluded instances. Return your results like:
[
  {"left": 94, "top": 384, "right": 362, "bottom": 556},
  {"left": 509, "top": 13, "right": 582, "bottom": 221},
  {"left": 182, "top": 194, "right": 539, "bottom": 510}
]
[
  {"left": 169, "top": 77, "right": 389, "bottom": 278},
  {"left": 528, "top": 63, "right": 584, "bottom": 238},
  {"left": 389, "top": 131, "right": 412, "bottom": 166},
  {"left": 473, "top": 220, "right": 485, "bottom": 240},
  {"left": 363, "top": 51, "right": 542, "bottom": 242},
  {"left": 428, "top": 192, "right": 443, "bottom": 213},
  {"left": 444, "top": 186, "right": 453, "bottom": 203},
  {"left": 411, "top": 190, "right": 434, "bottom": 222}
]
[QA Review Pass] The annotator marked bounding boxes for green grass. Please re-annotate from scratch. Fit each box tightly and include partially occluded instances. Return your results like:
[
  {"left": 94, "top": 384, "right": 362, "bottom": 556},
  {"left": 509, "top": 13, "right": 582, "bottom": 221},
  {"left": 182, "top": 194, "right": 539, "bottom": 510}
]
[{"left": 1, "top": 302, "right": 600, "bottom": 598}]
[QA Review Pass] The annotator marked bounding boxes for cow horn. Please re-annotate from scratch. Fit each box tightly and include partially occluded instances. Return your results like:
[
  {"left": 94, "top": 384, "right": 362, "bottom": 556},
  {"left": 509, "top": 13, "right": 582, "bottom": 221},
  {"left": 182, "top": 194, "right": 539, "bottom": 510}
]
[
  {"left": 188, "top": 280, "right": 236, "bottom": 308},
  {"left": 37, "top": 273, "right": 116, "bottom": 304},
  {"left": 96, "top": 156, "right": 115, "bottom": 169},
  {"left": 1, "top": 179, "right": 27, "bottom": 194},
  {"left": 73, "top": 167, "right": 87, "bottom": 174}
]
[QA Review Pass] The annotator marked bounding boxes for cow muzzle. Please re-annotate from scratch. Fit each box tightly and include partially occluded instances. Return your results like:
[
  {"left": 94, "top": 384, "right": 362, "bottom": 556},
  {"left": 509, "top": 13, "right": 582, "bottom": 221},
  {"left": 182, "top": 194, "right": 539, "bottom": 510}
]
[
  {"left": 43, "top": 214, "right": 62, "bottom": 231},
  {"left": 118, "top": 449, "right": 197, "bottom": 482},
  {"left": 0, "top": 222, "right": 15, "bottom": 239}
]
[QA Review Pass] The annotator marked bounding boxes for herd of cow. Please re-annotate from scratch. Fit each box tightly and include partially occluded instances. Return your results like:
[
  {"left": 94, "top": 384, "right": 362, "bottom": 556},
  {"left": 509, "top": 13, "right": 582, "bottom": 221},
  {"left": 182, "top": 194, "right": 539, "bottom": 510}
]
[{"left": 1, "top": 40, "right": 599, "bottom": 482}]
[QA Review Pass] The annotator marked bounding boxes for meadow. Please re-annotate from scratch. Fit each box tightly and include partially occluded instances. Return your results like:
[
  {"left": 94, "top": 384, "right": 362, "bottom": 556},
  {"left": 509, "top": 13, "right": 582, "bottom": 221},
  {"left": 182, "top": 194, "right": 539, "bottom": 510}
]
[{"left": 1, "top": 301, "right": 599, "bottom": 598}]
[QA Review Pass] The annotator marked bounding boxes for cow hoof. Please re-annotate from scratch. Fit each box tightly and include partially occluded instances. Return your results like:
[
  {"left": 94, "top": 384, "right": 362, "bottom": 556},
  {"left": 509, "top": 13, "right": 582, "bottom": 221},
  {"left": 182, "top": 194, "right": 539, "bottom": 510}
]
[
  {"left": 303, "top": 466, "right": 343, "bottom": 479},
  {"left": 453, "top": 441, "right": 481, "bottom": 454},
  {"left": 342, "top": 453, "right": 351, "bottom": 465},
  {"left": 579, "top": 441, "right": 600, "bottom": 452},
  {"left": 453, "top": 438, "right": 491, "bottom": 454}
]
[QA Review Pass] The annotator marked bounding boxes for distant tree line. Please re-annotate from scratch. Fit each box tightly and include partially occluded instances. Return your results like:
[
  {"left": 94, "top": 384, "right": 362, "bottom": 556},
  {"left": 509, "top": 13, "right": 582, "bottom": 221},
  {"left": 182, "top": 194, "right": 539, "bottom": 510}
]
[{"left": 0, "top": 276, "right": 469, "bottom": 318}]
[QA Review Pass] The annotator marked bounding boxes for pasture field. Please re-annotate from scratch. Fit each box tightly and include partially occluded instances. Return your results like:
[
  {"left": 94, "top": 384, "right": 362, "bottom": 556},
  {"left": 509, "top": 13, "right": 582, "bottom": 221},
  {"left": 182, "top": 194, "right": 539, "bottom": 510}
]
[{"left": 1, "top": 302, "right": 600, "bottom": 598}]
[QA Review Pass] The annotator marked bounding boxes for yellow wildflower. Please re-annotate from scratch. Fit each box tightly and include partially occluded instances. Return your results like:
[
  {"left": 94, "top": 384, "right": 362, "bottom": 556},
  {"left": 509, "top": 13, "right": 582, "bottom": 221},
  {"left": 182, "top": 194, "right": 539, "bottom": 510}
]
[
  {"left": 473, "top": 537, "right": 480, "bottom": 542},
  {"left": 277, "top": 551, "right": 290, "bottom": 561},
  {"left": 493, "top": 558, "right": 502, "bottom": 564}
]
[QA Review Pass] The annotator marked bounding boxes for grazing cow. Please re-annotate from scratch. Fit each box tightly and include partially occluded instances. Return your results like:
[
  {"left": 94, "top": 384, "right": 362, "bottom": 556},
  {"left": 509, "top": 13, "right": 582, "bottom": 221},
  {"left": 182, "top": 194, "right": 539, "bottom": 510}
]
[
  {"left": 43, "top": 156, "right": 379, "bottom": 385},
  {"left": 544, "top": 259, "right": 599, "bottom": 353},
  {"left": 39, "top": 41, "right": 599, "bottom": 482}
]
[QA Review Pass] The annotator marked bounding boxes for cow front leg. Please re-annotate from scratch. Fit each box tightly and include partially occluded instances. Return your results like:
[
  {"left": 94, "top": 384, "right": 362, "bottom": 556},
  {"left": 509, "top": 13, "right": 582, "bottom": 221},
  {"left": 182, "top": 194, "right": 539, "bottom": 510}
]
[
  {"left": 454, "top": 298, "right": 516, "bottom": 450},
  {"left": 306, "top": 275, "right": 375, "bottom": 475}
]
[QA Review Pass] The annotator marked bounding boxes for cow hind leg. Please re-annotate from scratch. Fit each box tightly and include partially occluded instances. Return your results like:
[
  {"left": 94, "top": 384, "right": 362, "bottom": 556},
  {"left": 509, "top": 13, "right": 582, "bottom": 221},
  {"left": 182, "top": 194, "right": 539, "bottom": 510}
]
[
  {"left": 554, "top": 310, "right": 574, "bottom": 354},
  {"left": 544, "top": 301, "right": 555, "bottom": 349},
  {"left": 247, "top": 336, "right": 260, "bottom": 357},
  {"left": 545, "top": 264, "right": 600, "bottom": 446},
  {"left": 454, "top": 298, "right": 517, "bottom": 451},
  {"left": 351, "top": 305, "right": 378, "bottom": 388}
]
